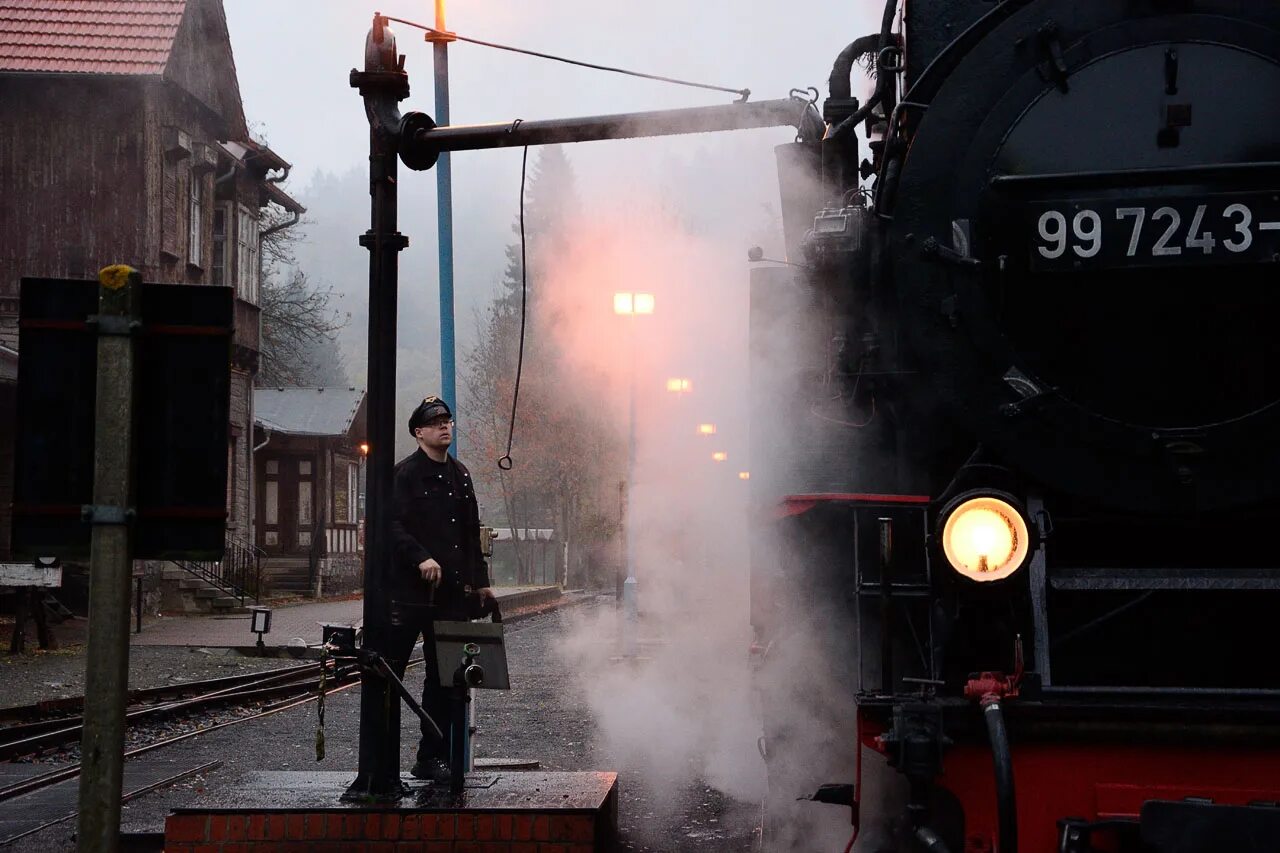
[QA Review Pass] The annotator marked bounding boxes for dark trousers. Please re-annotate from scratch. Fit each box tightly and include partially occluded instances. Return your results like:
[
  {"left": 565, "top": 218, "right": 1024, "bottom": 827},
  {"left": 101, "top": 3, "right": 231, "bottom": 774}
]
[{"left": 387, "top": 605, "right": 463, "bottom": 764}]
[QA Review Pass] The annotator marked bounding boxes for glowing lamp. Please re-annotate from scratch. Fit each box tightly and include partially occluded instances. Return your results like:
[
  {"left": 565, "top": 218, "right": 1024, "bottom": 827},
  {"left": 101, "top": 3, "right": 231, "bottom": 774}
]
[
  {"left": 697, "top": 423, "right": 717, "bottom": 435},
  {"left": 940, "top": 495, "right": 1030, "bottom": 582},
  {"left": 666, "top": 378, "right": 692, "bottom": 393},
  {"left": 738, "top": 471, "right": 750, "bottom": 480},
  {"left": 613, "top": 292, "right": 655, "bottom": 316},
  {"left": 359, "top": 442, "right": 370, "bottom": 456},
  {"left": 711, "top": 451, "right": 727, "bottom": 462}
]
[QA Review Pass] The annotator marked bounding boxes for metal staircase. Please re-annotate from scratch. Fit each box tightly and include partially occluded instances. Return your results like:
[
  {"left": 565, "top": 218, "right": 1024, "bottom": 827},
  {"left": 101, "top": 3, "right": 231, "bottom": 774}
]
[{"left": 168, "top": 534, "right": 264, "bottom": 606}]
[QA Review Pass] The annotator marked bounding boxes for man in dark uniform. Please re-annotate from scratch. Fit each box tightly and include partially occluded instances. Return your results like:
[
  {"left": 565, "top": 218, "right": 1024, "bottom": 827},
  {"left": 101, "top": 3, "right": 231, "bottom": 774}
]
[{"left": 388, "top": 395, "right": 494, "bottom": 782}]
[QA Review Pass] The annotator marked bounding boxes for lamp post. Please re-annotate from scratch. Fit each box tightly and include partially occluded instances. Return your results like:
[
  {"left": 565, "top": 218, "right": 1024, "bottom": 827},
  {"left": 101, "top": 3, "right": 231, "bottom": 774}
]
[
  {"left": 427, "top": 0, "right": 459, "bottom": 437},
  {"left": 614, "top": 291, "right": 654, "bottom": 656}
]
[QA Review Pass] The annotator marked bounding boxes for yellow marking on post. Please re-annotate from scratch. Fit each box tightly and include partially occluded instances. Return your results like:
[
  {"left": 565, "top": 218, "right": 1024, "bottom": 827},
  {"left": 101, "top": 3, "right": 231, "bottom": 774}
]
[{"left": 98, "top": 265, "right": 137, "bottom": 290}]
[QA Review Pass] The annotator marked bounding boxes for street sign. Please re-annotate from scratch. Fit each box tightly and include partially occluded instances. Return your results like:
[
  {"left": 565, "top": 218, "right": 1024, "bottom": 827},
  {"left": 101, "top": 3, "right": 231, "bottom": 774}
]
[{"left": 11, "top": 277, "right": 233, "bottom": 560}]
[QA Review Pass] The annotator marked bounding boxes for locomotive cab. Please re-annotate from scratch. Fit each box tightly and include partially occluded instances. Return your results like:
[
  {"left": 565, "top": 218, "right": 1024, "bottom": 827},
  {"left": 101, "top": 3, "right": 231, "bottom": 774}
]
[{"left": 751, "top": 2, "right": 1280, "bottom": 851}]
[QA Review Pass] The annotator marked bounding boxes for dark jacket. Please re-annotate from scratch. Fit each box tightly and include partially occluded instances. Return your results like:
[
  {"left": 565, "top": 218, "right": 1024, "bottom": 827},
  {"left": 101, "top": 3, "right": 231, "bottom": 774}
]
[{"left": 389, "top": 448, "right": 491, "bottom": 610}]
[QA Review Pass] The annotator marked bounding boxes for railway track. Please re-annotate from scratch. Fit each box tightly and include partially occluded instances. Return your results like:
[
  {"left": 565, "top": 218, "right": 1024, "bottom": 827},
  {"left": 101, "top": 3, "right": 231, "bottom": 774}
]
[{"left": 0, "top": 657, "right": 406, "bottom": 804}]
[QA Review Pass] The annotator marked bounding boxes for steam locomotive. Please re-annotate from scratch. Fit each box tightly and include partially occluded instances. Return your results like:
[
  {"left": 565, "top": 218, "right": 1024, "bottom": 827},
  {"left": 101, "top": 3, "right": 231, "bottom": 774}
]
[{"left": 750, "top": 2, "right": 1280, "bottom": 851}]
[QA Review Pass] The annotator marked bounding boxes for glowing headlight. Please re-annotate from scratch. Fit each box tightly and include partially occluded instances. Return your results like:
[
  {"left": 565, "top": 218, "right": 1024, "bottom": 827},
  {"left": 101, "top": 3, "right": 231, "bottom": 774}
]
[{"left": 940, "top": 495, "right": 1030, "bottom": 582}]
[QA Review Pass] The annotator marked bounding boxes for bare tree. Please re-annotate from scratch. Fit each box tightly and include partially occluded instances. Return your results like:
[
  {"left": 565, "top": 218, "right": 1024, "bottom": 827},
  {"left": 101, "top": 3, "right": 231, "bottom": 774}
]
[
  {"left": 256, "top": 210, "right": 349, "bottom": 387},
  {"left": 258, "top": 266, "right": 347, "bottom": 386}
]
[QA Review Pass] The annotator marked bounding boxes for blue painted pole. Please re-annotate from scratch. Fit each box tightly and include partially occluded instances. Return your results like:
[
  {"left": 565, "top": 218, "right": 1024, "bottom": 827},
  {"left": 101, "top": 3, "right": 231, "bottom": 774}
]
[
  {"left": 430, "top": 0, "right": 467, "bottom": 771},
  {"left": 433, "top": 20, "right": 457, "bottom": 450}
]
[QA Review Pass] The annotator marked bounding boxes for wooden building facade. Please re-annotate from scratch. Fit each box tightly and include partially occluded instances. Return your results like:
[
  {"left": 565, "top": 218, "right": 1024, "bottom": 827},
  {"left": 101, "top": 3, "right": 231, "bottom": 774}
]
[
  {"left": 0, "top": 0, "right": 303, "bottom": 575},
  {"left": 253, "top": 387, "right": 367, "bottom": 597}
]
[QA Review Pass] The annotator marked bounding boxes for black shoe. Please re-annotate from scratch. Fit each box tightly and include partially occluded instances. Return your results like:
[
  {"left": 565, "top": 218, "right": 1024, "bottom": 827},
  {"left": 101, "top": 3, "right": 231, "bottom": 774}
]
[{"left": 410, "top": 757, "right": 451, "bottom": 783}]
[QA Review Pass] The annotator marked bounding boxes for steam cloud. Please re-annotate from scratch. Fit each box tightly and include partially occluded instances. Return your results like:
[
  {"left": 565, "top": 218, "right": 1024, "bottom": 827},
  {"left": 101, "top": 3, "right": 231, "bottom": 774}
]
[{"left": 531, "top": 147, "right": 870, "bottom": 850}]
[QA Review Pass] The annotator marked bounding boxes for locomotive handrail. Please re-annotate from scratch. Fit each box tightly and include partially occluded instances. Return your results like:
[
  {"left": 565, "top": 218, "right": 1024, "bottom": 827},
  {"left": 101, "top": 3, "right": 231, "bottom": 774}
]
[{"left": 989, "top": 161, "right": 1280, "bottom": 192}]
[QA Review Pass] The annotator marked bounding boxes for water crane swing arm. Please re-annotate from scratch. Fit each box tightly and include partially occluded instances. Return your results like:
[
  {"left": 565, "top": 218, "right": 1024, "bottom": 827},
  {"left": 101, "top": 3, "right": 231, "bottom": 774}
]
[{"left": 396, "top": 99, "right": 824, "bottom": 171}]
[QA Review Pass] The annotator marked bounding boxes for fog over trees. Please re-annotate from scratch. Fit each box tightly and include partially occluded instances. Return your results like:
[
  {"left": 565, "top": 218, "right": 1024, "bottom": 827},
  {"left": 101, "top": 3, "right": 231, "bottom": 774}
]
[
  {"left": 257, "top": 208, "right": 349, "bottom": 387},
  {"left": 463, "top": 147, "right": 625, "bottom": 587}
]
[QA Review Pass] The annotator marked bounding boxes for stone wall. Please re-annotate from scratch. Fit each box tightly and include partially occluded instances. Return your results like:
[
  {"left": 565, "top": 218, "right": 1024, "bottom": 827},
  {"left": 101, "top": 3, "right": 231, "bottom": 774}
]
[
  {"left": 317, "top": 553, "right": 362, "bottom": 597},
  {"left": 228, "top": 368, "right": 252, "bottom": 537}
]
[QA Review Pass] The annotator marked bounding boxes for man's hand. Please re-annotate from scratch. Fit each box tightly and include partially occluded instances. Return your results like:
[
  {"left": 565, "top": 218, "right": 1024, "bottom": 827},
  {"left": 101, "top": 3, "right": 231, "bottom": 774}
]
[
  {"left": 418, "top": 558, "right": 442, "bottom": 585},
  {"left": 475, "top": 587, "right": 496, "bottom": 603}
]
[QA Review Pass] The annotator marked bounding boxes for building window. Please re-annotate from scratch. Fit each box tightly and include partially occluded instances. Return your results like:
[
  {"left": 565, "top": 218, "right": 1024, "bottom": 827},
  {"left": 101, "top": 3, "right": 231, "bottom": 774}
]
[
  {"left": 236, "top": 204, "right": 259, "bottom": 303},
  {"left": 265, "top": 480, "right": 278, "bottom": 525},
  {"left": 211, "top": 204, "right": 232, "bottom": 285},
  {"left": 188, "top": 172, "right": 204, "bottom": 267},
  {"left": 348, "top": 463, "right": 359, "bottom": 524}
]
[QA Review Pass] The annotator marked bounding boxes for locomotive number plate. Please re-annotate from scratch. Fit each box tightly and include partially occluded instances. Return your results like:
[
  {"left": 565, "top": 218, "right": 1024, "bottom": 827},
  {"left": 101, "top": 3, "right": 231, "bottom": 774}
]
[{"left": 1027, "top": 192, "right": 1280, "bottom": 271}]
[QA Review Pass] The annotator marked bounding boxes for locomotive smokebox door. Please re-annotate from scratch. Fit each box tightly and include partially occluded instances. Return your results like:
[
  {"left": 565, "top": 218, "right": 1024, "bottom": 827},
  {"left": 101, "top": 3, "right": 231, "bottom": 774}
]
[{"left": 430, "top": 621, "right": 510, "bottom": 690}]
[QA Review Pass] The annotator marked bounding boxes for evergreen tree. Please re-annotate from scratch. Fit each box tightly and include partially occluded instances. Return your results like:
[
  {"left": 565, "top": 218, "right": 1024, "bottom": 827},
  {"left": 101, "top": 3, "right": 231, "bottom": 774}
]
[{"left": 463, "top": 147, "right": 622, "bottom": 587}]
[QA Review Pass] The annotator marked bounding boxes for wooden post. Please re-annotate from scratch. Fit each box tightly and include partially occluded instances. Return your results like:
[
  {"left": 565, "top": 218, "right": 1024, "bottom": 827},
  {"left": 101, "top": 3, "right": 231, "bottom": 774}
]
[
  {"left": 8, "top": 588, "right": 27, "bottom": 654},
  {"left": 77, "top": 264, "right": 141, "bottom": 853}
]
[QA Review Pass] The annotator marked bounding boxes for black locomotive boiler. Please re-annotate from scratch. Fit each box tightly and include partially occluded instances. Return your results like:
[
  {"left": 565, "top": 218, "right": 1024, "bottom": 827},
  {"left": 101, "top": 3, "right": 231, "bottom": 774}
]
[{"left": 749, "top": 2, "right": 1280, "bottom": 851}]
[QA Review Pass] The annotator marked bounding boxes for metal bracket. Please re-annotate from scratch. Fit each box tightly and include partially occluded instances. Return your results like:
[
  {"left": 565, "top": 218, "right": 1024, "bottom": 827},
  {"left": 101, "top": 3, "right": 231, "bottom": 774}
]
[
  {"left": 358, "top": 231, "right": 410, "bottom": 251},
  {"left": 999, "top": 386, "right": 1059, "bottom": 419},
  {"left": 1036, "top": 22, "right": 1070, "bottom": 93},
  {"left": 86, "top": 315, "right": 141, "bottom": 336},
  {"left": 80, "top": 505, "right": 136, "bottom": 526},
  {"left": 921, "top": 237, "right": 982, "bottom": 270}
]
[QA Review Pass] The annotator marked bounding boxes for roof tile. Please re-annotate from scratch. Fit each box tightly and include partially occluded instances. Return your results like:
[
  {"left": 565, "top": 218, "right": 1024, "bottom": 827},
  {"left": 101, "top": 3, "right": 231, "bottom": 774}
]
[{"left": 0, "top": 0, "right": 186, "bottom": 75}]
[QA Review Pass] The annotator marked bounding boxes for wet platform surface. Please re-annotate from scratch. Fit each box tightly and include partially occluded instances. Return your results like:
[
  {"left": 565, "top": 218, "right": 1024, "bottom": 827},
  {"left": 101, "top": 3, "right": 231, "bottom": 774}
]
[{"left": 175, "top": 769, "right": 617, "bottom": 812}]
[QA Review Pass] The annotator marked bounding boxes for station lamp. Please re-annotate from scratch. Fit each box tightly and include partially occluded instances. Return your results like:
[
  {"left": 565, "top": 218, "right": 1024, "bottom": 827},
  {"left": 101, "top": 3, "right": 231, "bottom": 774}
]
[
  {"left": 738, "top": 471, "right": 750, "bottom": 480},
  {"left": 249, "top": 606, "right": 273, "bottom": 653},
  {"left": 697, "top": 423, "right": 717, "bottom": 436},
  {"left": 614, "top": 292, "right": 655, "bottom": 315},
  {"left": 666, "top": 378, "right": 692, "bottom": 393},
  {"left": 712, "top": 451, "right": 728, "bottom": 462}
]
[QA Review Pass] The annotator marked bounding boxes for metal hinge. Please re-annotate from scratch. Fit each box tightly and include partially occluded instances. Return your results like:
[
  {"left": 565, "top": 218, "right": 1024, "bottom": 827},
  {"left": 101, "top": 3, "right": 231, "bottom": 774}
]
[
  {"left": 86, "top": 315, "right": 141, "bottom": 336},
  {"left": 80, "top": 505, "right": 136, "bottom": 526}
]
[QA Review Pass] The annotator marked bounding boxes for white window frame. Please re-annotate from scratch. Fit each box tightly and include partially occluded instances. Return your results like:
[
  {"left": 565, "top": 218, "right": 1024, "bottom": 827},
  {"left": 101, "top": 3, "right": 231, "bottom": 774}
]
[
  {"left": 236, "top": 204, "right": 259, "bottom": 303},
  {"left": 188, "top": 172, "right": 204, "bottom": 267},
  {"left": 211, "top": 202, "right": 232, "bottom": 286}
]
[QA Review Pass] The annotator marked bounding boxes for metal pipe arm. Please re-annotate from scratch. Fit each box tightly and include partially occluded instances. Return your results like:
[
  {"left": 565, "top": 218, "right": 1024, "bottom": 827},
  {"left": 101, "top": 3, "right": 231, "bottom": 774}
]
[{"left": 398, "top": 97, "right": 823, "bottom": 170}]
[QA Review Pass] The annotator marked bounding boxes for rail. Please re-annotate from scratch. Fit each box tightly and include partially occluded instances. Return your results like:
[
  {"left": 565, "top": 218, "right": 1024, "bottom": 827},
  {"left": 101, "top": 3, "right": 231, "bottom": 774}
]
[
  {"left": 169, "top": 534, "right": 264, "bottom": 605},
  {"left": 0, "top": 659, "right": 392, "bottom": 812}
]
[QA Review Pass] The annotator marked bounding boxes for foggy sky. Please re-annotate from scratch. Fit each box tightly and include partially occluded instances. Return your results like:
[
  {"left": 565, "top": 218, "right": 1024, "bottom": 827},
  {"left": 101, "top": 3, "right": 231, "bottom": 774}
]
[
  {"left": 224, "top": 3, "right": 876, "bottom": 314},
  {"left": 224, "top": 1, "right": 880, "bottom": 458}
]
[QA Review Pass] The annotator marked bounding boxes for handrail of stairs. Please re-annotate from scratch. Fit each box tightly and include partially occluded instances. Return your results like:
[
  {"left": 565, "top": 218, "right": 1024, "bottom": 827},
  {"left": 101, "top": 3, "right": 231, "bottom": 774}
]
[{"left": 169, "top": 535, "right": 265, "bottom": 605}]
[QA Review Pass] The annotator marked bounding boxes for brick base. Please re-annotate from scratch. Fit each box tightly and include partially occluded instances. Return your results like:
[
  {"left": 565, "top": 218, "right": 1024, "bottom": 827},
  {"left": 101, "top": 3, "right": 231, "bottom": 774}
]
[{"left": 162, "top": 771, "right": 618, "bottom": 853}]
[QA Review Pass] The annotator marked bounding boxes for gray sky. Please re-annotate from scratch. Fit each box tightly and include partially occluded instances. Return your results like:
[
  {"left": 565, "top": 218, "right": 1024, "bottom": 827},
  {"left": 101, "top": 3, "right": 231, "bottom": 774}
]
[{"left": 225, "top": 1, "right": 877, "bottom": 184}]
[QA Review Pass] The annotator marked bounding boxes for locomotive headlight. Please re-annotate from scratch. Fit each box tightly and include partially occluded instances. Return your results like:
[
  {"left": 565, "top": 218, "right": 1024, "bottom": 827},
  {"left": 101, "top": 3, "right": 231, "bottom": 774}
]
[{"left": 940, "top": 495, "right": 1030, "bottom": 582}]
